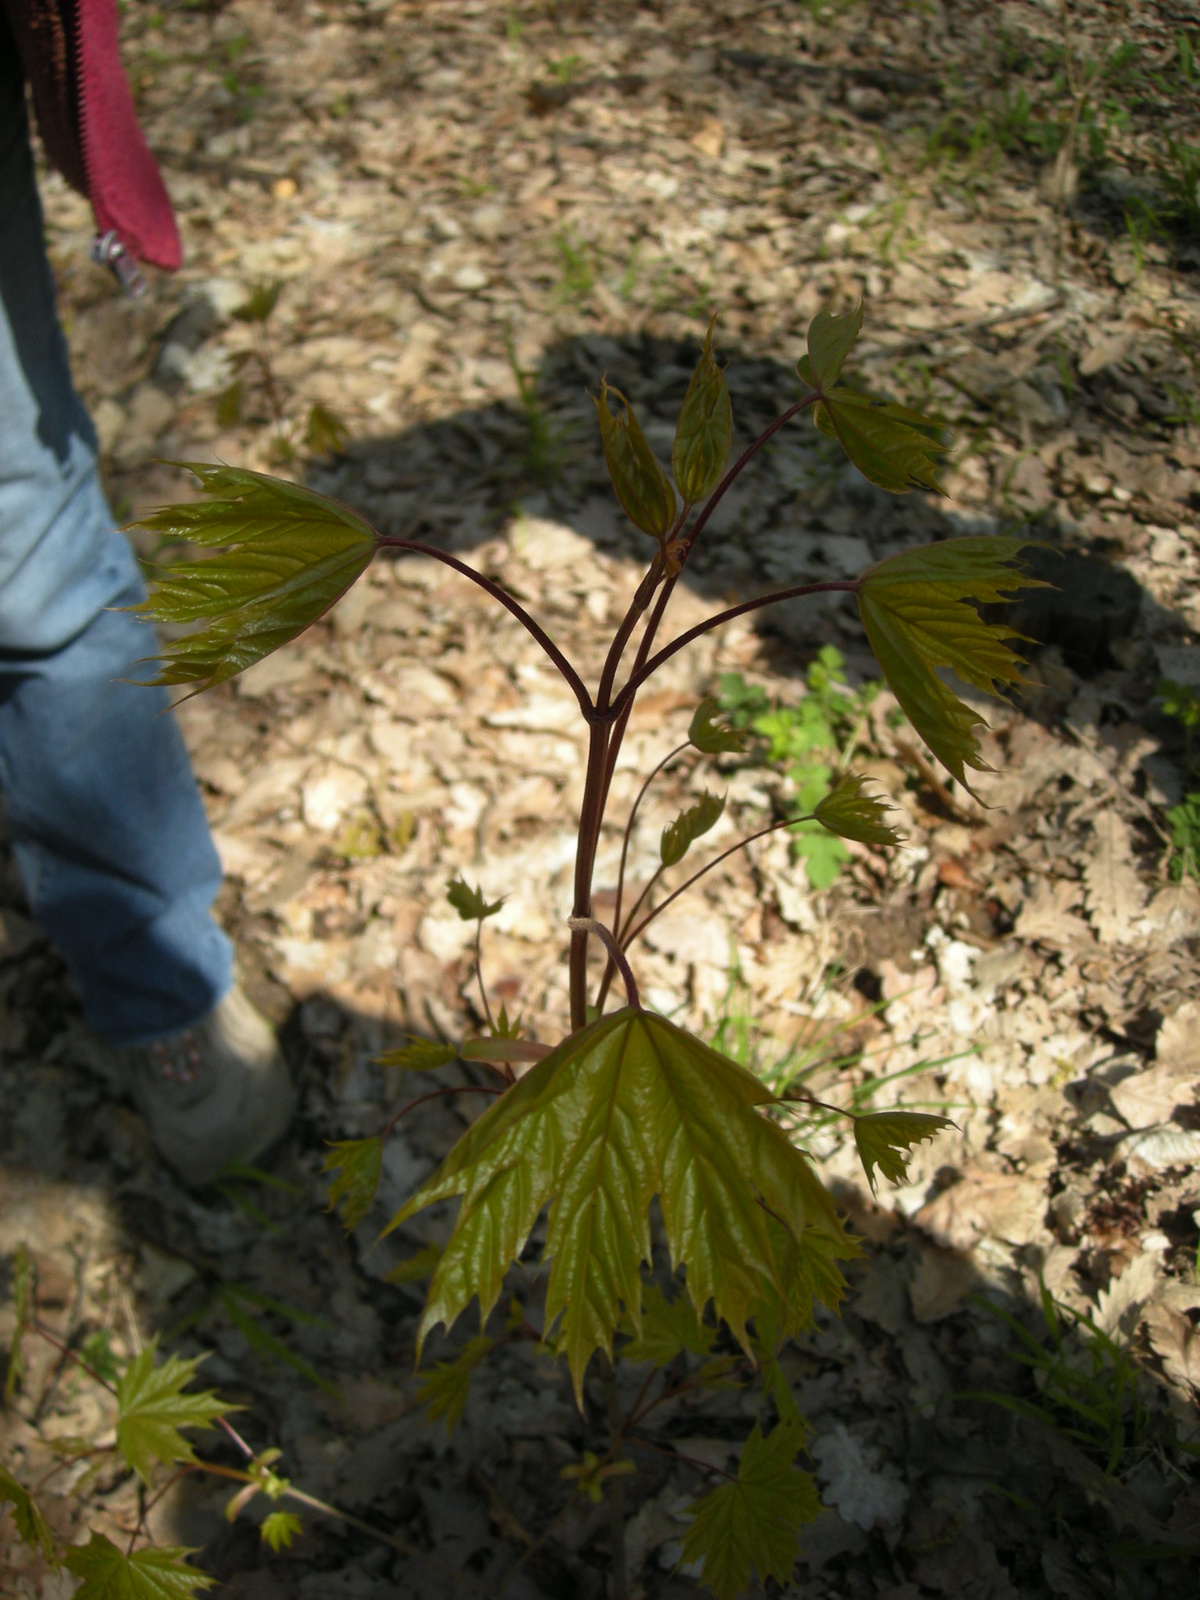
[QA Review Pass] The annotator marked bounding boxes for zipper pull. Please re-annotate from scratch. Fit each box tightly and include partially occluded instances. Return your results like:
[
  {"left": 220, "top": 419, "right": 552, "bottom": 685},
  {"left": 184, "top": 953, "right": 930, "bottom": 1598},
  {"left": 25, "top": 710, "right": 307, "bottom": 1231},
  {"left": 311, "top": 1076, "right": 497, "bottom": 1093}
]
[{"left": 89, "top": 231, "right": 148, "bottom": 298}]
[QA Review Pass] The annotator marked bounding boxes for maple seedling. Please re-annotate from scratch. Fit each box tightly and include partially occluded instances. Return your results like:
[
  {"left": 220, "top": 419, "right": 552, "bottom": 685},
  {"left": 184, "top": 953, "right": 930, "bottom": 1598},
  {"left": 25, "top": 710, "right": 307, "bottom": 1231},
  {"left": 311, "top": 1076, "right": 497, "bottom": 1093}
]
[{"left": 3, "top": 306, "right": 1043, "bottom": 1599}]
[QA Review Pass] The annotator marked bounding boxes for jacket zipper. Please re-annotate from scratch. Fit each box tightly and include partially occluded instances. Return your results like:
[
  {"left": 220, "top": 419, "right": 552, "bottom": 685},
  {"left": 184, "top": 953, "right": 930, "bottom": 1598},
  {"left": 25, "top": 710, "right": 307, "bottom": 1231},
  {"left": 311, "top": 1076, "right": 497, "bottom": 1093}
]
[{"left": 70, "top": 0, "right": 147, "bottom": 298}]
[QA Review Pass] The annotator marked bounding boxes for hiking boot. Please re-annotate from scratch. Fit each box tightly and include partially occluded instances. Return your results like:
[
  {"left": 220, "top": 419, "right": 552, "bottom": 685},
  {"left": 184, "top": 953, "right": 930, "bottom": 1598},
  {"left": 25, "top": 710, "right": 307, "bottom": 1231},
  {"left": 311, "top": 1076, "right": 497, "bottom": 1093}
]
[{"left": 127, "top": 984, "right": 292, "bottom": 1186}]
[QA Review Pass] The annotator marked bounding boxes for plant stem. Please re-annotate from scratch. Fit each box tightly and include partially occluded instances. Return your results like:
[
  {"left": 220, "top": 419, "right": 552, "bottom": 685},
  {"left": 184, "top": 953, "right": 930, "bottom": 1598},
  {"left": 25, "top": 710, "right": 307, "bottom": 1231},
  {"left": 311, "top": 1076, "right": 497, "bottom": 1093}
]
[
  {"left": 611, "top": 579, "right": 860, "bottom": 717},
  {"left": 568, "top": 918, "right": 640, "bottom": 1010},
  {"left": 621, "top": 815, "right": 811, "bottom": 954},
  {"left": 569, "top": 720, "right": 612, "bottom": 1030},
  {"left": 626, "top": 1436, "right": 736, "bottom": 1483},
  {"left": 473, "top": 919, "right": 496, "bottom": 1033},
  {"left": 381, "top": 1084, "right": 504, "bottom": 1139},
  {"left": 376, "top": 536, "right": 594, "bottom": 720}
]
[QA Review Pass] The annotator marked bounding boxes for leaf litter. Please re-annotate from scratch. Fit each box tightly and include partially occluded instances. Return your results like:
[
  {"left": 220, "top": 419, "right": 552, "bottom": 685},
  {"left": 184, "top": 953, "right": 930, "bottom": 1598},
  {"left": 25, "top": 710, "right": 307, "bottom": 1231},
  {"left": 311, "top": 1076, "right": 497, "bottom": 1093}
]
[{"left": 2, "top": 0, "right": 1199, "bottom": 1596}]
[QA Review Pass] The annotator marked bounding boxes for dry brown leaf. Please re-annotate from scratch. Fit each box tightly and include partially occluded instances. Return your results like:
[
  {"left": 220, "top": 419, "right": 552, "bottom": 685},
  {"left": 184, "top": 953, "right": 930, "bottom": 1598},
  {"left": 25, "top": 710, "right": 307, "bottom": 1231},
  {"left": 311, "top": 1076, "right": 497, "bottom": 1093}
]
[
  {"left": 1093, "top": 1251, "right": 1159, "bottom": 1340},
  {"left": 1143, "top": 1300, "right": 1200, "bottom": 1399},
  {"left": 1109, "top": 1061, "right": 1199, "bottom": 1129},
  {"left": 913, "top": 1170, "right": 1048, "bottom": 1252},
  {"left": 1014, "top": 877, "right": 1093, "bottom": 949},
  {"left": 1083, "top": 809, "right": 1145, "bottom": 946},
  {"left": 1156, "top": 1000, "right": 1200, "bottom": 1072},
  {"left": 908, "top": 1241, "right": 977, "bottom": 1323}
]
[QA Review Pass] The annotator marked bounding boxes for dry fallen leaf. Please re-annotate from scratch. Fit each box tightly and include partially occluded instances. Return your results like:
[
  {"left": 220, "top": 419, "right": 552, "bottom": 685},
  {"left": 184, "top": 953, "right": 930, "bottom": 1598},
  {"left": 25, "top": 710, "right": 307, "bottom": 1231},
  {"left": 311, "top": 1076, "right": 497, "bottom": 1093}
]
[
  {"left": 1083, "top": 809, "right": 1145, "bottom": 946},
  {"left": 913, "top": 1170, "right": 1048, "bottom": 1252},
  {"left": 1143, "top": 1300, "right": 1200, "bottom": 1399},
  {"left": 1014, "top": 877, "right": 1093, "bottom": 949},
  {"left": 1093, "top": 1251, "right": 1159, "bottom": 1340}
]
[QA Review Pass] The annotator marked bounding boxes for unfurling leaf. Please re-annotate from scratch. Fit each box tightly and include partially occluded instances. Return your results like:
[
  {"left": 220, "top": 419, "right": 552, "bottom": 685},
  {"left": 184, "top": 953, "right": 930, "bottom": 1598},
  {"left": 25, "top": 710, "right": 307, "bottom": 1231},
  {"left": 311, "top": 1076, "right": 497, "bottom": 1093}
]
[
  {"left": 4, "top": 1241, "right": 32, "bottom": 1403},
  {"left": 231, "top": 279, "right": 282, "bottom": 324},
  {"left": 375, "top": 1037, "right": 458, "bottom": 1073},
  {"left": 65, "top": 1534, "right": 214, "bottom": 1600},
  {"left": 689, "top": 695, "right": 746, "bottom": 755},
  {"left": 804, "top": 380, "right": 949, "bottom": 495},
  {"left": 594, "top": 378, "right": 677, "bottom": 542},
  {"left": 304, "top": 402, "right": 349, "bottom": 459},
  {"left": 857, "top": 537, "right": 1045, "bottom": 787},
  {"left": 853, "top": 1110, "right": 956, "bottom": 1197},
  {"left": 661, "top": 790, "right": 725, "bottom": 867},
  {"left": 417, "top": 1334, "right": 494, "bottom": 1431},
  {"left": 383, "top": 1009, "right": 857, "bottom": 1403},
  {"left": 0, "top": 1465, "right": 57, "bottom": 1564},
  {"left": 322, "top": 1138, "right": 383, "bottom": 1232},
  {"left": 447, "top": 876, "right": 505, "bottom": 921},
  {"left": 115, "top": 1344, "right": 230, "bottom": 1483},
  {"left": 383, "top": 1243, "right": 443, "bottom": 1285},
  {"left": 673, "top": 317, "right": 733, "bottom": 502},
  {"left": 679, "top": 1420, "right": 820, "bottom": 1600},
  {"left": 621, "top": 1282, "right": 718, "bottom": 1367},
  {"left": 126, "top": 465, "right": 376, "bottom": 694},
  {"left": 260, "top": 1511, "right": 303, "bottom": 1553},
  {"left": 813, "top": 774, "right": 902, "bottom": 846},
  {"left": 802, "top": 301, "right": 864, "bottom": 389}
]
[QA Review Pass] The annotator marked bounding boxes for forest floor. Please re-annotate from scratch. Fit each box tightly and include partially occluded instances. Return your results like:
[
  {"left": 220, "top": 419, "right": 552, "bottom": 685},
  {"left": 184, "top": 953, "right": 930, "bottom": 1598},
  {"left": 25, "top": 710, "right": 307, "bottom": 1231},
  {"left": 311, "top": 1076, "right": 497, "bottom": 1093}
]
[{"left": 3, "top": 2, "right": 1200, "bottom": 1597}]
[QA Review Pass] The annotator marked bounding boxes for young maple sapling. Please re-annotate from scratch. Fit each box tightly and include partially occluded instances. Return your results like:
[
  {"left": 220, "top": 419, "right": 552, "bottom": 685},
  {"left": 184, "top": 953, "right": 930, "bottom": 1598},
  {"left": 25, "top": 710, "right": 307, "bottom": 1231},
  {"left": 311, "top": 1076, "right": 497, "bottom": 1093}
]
[{"left": 1, "top": 306, "right": 1044, "bottom": 1600}]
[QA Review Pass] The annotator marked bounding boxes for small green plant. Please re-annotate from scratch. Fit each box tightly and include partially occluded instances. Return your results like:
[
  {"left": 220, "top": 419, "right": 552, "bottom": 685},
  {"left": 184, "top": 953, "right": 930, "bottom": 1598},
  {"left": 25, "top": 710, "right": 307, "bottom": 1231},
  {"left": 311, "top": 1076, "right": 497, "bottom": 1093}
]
[
  {"left": 1166, "top": 792, "right": 1200, "bottom": 882},
  {"left": 965, "top": 1281, "right": 1191, "bottom": 1480},
  {"left": 719, "top": 646, "right": 882, "bottom": 888},
  {"left": 215, "top": 280, "right": 348, "bottom": 464},
  {"left": 5, "top": 305, "right": 1047, "bottom": 1597},
  {"left": 505, "top": 333, "right": 562, "bottom": 483},
  {"left": 552, "top": 229, "right": 596, "bottom": 306},
  {"left": 1156, "top": 137, "right": 1200, "bottom": 239}
]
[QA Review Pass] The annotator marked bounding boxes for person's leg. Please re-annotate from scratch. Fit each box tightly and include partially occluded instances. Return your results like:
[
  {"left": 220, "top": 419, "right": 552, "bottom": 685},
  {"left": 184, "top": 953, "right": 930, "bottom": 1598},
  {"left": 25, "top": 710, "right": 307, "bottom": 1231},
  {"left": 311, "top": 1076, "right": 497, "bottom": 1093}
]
[
  {"left": 0, "top": 42, "right": 289, "bottom": 1180},
  {"left": 0, "top": 43, "right": 232, "bottom": 1045}
]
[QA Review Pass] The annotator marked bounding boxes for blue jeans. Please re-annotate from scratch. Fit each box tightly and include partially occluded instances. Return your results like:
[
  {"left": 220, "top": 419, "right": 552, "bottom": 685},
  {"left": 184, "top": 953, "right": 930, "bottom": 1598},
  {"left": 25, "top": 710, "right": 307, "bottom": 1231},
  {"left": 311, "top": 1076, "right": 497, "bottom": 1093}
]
[{"left": 0, "top": 50, "right": 231, "bottom": 1046}]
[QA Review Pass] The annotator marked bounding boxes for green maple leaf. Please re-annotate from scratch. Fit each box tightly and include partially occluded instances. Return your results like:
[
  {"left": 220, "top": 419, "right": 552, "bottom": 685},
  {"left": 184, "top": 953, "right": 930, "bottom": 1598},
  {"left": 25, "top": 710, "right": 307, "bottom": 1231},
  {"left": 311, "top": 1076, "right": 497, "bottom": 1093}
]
[
  {"left": 417, "top": 1333, "right": 494, "bottom": 1431},
  {"left": 64, "top": 1535, "right": 214, "bottom": 1600},
  {"left": 856, "top": 537, "right": 1045, "bottom": 787},
  {"left": 797, "top": 303, "right": 948, "bottom": 494},
  {"left": 375, "top": 1037, "right": 458, "bottom": 1072},
  {"left": 259, "top": 1511, "right": 303, "bottom": 1553},
  {"left": 853, "top": 1110, "right": 956, "bottom": 1197},
  {"left": 660, "top": 790, "right": 725, "bottom": 867},
  {"left": 679, "top": 1420, "right": 820, "bottom": 1599},
  {"left": 0, "top": 1465, "right": 57, "bottom": 1564},
  {"left": 115, "top": 1344, "right": 231, "bottom": 1483},
  {"left": 126, "top": 464, "right": 377, "bottom": 694},
  {"left": 446, "top": 876, "right": 505, "bottom": 921},
  {"left": 813, "top": 773, "right": 902, "bottom": 846},
  {"left": 673, "top": 316, "right": 733, "bottom": 503},
  {"left": 621, "top": 1282, "right": 717, "bottom": 1366},
  {"left": 383, "top": 1009, "right": 857, "bottom": 1403},
  {"left": 322, "top": 1137, "right": 383, "bottom": 1231},
  {"left": 689, "top": 694, "right": 746, "bottom": 755}
]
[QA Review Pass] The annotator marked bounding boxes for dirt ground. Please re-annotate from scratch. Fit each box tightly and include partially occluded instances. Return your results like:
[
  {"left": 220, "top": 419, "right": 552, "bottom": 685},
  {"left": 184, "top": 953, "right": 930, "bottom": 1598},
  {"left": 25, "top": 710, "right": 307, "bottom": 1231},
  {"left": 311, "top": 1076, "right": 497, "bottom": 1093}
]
[{"left": 2, "top": 1, "right": 1200, "bottom": 1596}]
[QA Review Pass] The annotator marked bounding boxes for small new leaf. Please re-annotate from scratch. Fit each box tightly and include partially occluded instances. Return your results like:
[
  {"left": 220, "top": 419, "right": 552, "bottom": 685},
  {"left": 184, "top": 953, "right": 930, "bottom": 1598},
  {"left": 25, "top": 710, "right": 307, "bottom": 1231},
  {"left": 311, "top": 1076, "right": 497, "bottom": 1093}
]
[
  {"left": 689, "top": 695, "right": 746, "bottom": 755},
  {"left": 127, "top": 465, "right": 376, "bottom": 694},
  {"left": 304, "top": 402, "right": 349, "bottom": 460},
  {"left": 808, "top": 384, "right": 949, "bottom": 495},
  {"left": 853, "top": 1110, "right": 956, "bottom": 1197},
  {"left": 383, "top": 1243, "right": 443, "bottom": 1285},
  {"left": 857, "top": 538, "right": 1045, "bottom": 786},
  {"left": 375, "top": 1037, "right": 458, "bottom": 1073},
  {"left": 115, "top": 1344, "right": 230, "bottom": 1483},
  {"left": 384, "top": 1009, "right": 857, "bottom": 1404},
  {"left": 322, "top": 1138, "right": 383, "bottom": 1232},
  {"left": 813, "top": 774, "right": 902, "bottom": 846},
  {"left": 231, "top": 279, "right": 282, "bottom": 324},
  {"left": 803, "top": 302, "right": 863, "bottom": 389},
  {"left": 673, "top": 317, "right": 733, "bottom": 502},
  {"left": 661, "top": 790, "right": 725, "bottom": 868},
  {"left": 64, "top": 1535, "right": 214, "bottom": 1600},
  {"left": 679, "top": 1421, "right": 820, "bottom": 1600},
  {"left": 594, "top": 378, "right": 677, "bottom": 543},
  {"left": 0, "top": 1465, "right": 57, "bottom": 1563},
  {"left": 622, "top": 1283, "right": 717, "bottom": 1367},
  {"left": 260, "top": 1512, "right": 303, "bottom": 1553},
  {"left": 4, "top": 1240, "right": 32, "bottom": 1402},
  {"left": 417, "top": 1334, "right": 494, "bottom": 1431},
  {"left": 446, "top": 876, "right": 505, "bottom": 922}
]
